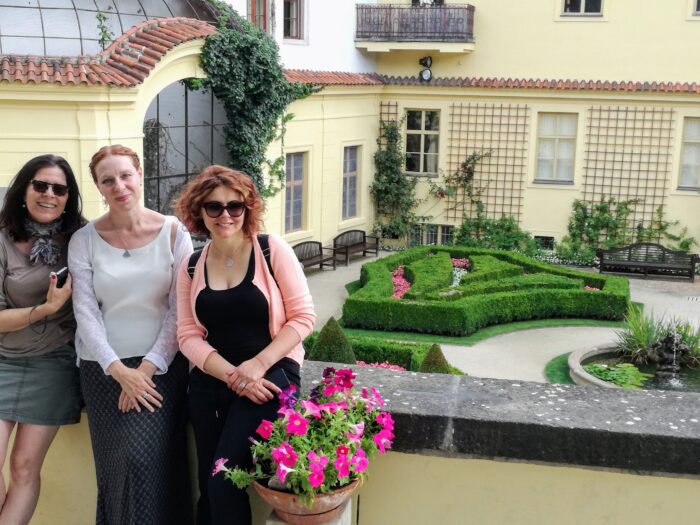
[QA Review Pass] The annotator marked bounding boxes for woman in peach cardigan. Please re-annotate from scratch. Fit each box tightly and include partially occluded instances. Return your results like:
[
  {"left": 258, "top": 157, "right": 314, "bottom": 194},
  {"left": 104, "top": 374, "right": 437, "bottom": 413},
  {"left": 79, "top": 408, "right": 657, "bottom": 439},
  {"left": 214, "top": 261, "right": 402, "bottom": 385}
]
[{"left": 174, "top": 166, "right": 315, "bottom": 525}]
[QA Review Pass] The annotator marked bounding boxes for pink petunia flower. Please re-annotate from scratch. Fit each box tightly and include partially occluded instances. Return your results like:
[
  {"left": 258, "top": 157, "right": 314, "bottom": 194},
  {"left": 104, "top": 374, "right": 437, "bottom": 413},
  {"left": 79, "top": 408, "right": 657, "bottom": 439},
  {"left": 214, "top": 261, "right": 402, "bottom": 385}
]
[
  {"left": 336, "top": 445, "right": 349, "bottom": 457},
  {"left": 278, "top": 384, "right": 297, "bottom": 408},
  {"left": 308, "top": 469, "right": 324, "bottom": 488},
  {"left": 211, "top": 458, "right": 229, "bottom": 477},
  {"left": 307, "top": 451, "right": 329, "bottom": 472},
  {"left": 271, "top": 442, "right": 298, "bottom": 468},
  {"left": 350, "top": 449, "right": 369, "bottom": 474},
  {"left": 376, "top": 412, "right": 394, "bottom": 432},
  {"left": 276, "top": 463, "right": 294, "bottom": 484},
  {"left": 256, "top": 420, "right": 274, "bottom": 440},
  {"left": 334, "top": 455, "right": 350, "bottom": 478},
  {"left": 373, "top": 429, "right": 394, "bottom": 455},
  {"left": 300, "top": 399, "right": 321, "bottom": 419},
  {"left": 285, "top": 412, "right": 310, "bottom": 436}
]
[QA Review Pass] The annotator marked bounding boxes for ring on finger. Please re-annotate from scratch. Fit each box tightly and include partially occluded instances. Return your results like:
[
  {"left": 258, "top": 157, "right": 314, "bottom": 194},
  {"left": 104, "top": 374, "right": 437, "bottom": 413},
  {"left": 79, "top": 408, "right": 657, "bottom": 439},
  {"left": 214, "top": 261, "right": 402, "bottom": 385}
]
[{"left": 239, "top": 381, "right": 247, "bottom": 389}]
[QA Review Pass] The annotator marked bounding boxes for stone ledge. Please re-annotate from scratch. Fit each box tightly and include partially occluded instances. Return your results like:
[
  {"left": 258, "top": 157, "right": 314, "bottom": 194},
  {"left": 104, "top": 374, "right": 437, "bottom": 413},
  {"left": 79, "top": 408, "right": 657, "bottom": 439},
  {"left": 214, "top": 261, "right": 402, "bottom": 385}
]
[{"left": 301, "top": 361, "right": 700, "bottom": 476}]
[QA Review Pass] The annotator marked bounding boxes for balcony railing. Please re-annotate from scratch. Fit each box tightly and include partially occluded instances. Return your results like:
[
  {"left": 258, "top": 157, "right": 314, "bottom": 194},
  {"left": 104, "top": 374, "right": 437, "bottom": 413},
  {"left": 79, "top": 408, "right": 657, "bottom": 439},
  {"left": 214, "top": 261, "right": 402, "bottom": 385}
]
[{"left": 355, "top": 4, "right": 475, "bottom": 43}]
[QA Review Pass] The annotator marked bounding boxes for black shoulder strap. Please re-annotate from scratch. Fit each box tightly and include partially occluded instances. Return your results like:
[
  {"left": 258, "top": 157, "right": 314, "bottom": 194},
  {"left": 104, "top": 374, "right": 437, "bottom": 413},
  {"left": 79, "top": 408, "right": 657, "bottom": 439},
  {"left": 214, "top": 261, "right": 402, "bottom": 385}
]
[
  {"left": 257, "top": 234, "right": 277, "bottom": 286},
  {"left": 187, "top": 248, "right": 203, "bottom": 279}
]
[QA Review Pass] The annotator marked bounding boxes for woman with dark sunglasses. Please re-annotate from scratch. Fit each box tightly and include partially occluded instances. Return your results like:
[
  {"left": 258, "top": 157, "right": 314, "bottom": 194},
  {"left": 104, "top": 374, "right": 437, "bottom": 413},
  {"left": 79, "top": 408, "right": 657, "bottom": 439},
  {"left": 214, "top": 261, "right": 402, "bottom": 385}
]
[
  {"left": 0, "top": 154, "right": 85, "bottom": 525},
  {"left": 173, "top": 166, "right": 315, "bottom": 525},
  {"left": 67, "top": 145, "right": 193, "bottom": 524}
]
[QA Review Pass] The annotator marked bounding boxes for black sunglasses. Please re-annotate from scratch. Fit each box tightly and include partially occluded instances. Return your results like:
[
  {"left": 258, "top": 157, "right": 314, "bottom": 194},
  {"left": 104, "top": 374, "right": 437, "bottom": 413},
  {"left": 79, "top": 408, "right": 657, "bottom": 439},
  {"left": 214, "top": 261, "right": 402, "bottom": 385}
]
[
  {"left": 30, "top": 179, "right": 69, "bottom": 197},
  {"left": 202, "top": 200, "right": 246, "bottom": 218}
]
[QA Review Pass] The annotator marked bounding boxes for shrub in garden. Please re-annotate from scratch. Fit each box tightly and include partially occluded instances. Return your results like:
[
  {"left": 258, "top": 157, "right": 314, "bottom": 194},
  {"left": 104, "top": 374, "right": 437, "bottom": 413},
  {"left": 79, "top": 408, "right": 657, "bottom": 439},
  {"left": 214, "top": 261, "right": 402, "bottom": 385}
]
[
  {"left": 453, "top": 204, "right": 538, "bottom": 255},
  {"left": 403, "top": 251, "right": 454, "bottom": 299},
  {"left": 418, "top": 344, "right": 451, "bottom": 374},
  {"left": 309, "top": 317, "right": 356, "bottom": 364}
]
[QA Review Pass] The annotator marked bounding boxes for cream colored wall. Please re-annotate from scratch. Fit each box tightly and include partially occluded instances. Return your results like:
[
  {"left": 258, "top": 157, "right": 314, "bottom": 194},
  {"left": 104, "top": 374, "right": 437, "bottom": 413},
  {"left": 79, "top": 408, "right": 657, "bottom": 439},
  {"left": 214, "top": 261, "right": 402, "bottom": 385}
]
[
  {"left": 266, "top": 88, "right": 382, "bottom": 246},
  {"left": 374, "top": 0, "right": 700, "bottom": 83},
  {"left": 0, "top": 40, "right": 207, "bottom": 222},
  {"left": 359, "top": 451, "right": 700, "bottom": 525}
]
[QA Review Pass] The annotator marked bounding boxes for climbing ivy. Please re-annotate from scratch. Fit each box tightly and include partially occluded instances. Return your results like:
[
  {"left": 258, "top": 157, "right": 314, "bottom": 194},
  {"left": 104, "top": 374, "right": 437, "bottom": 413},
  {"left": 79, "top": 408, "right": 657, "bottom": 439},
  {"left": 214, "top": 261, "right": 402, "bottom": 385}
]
[
  {"left": 197, "top": 1, "right": 315, "bottom": 195},
  {"left": 96, "top": 12, "right": 114, "bottom": 51}
]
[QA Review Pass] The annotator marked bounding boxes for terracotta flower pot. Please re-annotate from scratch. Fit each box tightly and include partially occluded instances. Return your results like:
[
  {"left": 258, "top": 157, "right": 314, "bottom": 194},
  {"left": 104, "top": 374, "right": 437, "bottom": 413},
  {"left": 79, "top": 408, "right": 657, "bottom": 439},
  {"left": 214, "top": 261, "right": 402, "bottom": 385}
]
[{"left": 253, "top": 479, "right": 359, "bottom": 525}]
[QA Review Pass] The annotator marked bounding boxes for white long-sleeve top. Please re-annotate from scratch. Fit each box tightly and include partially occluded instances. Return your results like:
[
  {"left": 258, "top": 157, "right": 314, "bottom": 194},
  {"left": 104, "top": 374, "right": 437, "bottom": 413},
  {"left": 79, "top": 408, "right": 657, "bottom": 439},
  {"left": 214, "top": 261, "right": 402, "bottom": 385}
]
[{"left": 68, "top": 216, "right": 193, "bottom": 374}]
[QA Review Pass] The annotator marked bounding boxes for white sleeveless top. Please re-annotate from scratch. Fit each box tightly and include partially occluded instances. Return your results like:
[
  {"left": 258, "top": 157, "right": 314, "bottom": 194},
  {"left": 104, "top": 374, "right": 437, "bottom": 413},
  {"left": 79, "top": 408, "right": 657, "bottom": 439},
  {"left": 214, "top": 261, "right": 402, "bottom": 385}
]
[{"left": 86, "top": 217, "right": 174, "bottom": 361}]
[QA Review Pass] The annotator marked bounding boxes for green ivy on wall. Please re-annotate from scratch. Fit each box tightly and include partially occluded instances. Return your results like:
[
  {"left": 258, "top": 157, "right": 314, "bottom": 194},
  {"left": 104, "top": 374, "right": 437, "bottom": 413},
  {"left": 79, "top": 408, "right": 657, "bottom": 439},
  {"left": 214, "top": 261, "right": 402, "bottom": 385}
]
[{"left": 196, "top": 1, "right": 315, "bottom": 195}]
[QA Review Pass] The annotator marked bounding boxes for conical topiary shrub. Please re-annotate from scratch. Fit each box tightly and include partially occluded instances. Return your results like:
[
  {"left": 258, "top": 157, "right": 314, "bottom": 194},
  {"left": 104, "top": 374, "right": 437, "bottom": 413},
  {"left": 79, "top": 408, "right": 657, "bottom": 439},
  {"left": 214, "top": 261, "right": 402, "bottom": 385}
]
[
  {"left": 418, "top": 343, "right": 450, "bottom": 374},
  {"left": 308, "top": 317, "right": 357, "bottom": 364}
]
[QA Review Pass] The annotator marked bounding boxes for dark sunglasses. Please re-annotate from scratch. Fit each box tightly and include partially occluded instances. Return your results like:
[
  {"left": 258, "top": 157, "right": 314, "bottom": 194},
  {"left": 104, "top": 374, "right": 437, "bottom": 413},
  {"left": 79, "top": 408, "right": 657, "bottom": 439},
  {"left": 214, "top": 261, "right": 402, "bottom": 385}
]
[
  {"left": 30, "top": 179, "right": 69, "bottom": 197},
  {"left": 202, "top": 200, "right": 246, "bottom": 218}
]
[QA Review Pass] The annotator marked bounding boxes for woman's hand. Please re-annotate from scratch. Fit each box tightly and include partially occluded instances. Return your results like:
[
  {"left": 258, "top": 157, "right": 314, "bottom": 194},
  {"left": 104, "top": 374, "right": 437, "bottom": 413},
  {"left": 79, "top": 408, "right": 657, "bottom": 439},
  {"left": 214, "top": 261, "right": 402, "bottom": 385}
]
[
  {"left": 109, "top": 361, "right": 163, "bottom": 413},
  {"left": 239, "top": 378, "right": 281, "bottom": 405},
  {"left": 44, "top": 272, "right": 73, "bottom": 315},
  {"left": 227, "top": 357, "right": 266, "bottom": 395}
]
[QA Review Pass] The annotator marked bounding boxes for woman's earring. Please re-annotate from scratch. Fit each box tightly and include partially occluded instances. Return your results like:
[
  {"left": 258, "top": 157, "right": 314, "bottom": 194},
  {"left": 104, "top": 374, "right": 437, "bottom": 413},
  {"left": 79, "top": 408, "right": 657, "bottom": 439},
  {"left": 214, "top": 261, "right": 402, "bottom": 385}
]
[{"left": 22, "top": 202, "right": 26, "bottom": 208}]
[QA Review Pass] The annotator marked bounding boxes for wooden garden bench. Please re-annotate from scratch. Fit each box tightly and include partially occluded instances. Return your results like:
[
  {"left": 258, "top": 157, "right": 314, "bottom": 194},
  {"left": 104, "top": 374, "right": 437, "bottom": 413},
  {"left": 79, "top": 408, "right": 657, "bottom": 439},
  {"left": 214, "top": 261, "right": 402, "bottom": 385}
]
[
  {"left": 292, "top": 241, "right": 336, "bottom": 270},
  {"left": 596, "top": 242, "right": 699, "bottom": 282},
  {"left": 332, "top": 229, "right": 380, "bottom": 266}
]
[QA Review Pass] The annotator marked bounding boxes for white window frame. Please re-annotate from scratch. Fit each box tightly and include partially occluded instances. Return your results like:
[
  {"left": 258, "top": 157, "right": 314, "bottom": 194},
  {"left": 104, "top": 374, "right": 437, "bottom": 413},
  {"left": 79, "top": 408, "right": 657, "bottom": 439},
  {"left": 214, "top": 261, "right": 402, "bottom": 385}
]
[
  {"left": 405, "top": 109, "right": 440, "bottom": 176},
  {"left": 561, "top": 0, "right": 603, "bottom": 16},
  {"left": 534, "top": 113, "right": 578, "bottom": 184},
  {"left": 342, "top": 145, "right": 360, "bottom": 220},
  {"left": 285, "top": 151, "right": 306, "bottom": 233},
  {"left": 283, "top": 0, "right": 304, "bottom": 40},
  {"left": 679, "top": 117, "right": 700, "bottom": 190}
]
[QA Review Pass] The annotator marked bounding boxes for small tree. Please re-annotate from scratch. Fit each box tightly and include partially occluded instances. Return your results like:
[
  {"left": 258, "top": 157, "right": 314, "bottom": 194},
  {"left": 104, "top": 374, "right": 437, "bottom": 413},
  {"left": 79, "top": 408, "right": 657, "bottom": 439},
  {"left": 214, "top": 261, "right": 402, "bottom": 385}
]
[
  {"left": 418, "top": 343, "right": 451, "bottom": 374},
  {"left": 308, "top": 317, "right": 356, "bottom": 364},
  {"left": 370, "top": 120, "right": 421, "bottom": 240}
]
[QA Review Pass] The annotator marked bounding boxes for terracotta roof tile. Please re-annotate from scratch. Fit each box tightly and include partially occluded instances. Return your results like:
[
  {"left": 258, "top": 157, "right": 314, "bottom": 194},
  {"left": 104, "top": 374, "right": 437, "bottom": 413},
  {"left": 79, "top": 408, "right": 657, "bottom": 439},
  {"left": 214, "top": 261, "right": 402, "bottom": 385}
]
[
  {"left": 284, "top": 69, "right": 384, "bottom": 86},
  {"left": 0, "top": 18, "right": 215, "bottom": 87}
]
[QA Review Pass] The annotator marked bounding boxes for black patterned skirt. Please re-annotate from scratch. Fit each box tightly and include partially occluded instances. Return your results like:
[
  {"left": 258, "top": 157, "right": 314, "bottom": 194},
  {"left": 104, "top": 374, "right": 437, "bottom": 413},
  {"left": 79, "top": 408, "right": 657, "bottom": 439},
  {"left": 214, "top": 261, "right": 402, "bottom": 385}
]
[{"left": 80, "top": 353, "right": 193, "bottom": 525}]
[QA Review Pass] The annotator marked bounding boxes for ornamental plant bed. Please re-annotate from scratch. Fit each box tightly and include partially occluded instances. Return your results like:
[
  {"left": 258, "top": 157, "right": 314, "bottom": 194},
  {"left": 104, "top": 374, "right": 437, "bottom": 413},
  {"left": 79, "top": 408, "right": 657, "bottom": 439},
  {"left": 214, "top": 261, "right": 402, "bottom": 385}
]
[{"left": 342, "top": 246, "right": 630, "bottom": 336}]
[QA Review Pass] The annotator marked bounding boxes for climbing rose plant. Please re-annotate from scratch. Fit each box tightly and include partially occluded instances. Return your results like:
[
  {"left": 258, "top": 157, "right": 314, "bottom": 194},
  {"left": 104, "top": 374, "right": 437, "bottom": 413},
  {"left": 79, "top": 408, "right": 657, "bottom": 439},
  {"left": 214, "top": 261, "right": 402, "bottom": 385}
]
[{"left": 215, "top": 368, "right": 394, "bottom": 508}]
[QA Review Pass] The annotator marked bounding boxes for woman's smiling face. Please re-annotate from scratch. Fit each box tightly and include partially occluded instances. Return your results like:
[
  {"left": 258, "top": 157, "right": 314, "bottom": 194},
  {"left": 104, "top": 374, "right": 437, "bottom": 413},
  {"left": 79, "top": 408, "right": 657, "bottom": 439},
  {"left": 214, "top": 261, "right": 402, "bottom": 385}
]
[{"left": 24, "top": 166, "right": 69, "bottom": 224}]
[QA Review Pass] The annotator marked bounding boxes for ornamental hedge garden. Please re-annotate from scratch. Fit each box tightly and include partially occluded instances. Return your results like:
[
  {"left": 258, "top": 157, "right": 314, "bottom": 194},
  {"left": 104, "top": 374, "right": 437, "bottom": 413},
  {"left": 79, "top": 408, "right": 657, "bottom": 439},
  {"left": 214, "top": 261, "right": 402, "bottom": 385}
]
[{"left": 342, "top": 246, "right": 630, "bottom": 336}]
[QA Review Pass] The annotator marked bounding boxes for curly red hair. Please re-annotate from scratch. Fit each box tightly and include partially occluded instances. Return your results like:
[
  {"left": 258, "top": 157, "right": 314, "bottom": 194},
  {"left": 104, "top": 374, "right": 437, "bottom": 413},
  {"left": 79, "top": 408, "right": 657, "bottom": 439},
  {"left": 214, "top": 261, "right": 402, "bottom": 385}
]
[
  {"left": 173, "top": 166, "right": 264, "bottom": 237},
  {"left": 89, "top": 145, "right": 141, "bottom": 182}
]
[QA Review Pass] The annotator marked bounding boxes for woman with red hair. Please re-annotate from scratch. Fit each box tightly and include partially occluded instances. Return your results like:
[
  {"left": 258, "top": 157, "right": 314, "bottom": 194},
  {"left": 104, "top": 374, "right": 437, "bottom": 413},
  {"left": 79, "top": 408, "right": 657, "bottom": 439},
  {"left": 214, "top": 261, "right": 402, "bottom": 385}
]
[
  {"left": 174, "top": 166, "right": 315, "bottom": 525},
  {"left": 68, "top": 145, "right": 193, "bottom": 524}
]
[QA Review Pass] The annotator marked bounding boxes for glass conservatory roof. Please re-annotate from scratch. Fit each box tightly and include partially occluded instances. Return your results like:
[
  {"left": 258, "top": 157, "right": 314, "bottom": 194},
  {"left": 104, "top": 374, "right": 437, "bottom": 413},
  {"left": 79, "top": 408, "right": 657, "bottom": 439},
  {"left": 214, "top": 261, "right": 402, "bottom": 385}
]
[{"left": 0, "top": 0, "right": 216, "bottom": 57}]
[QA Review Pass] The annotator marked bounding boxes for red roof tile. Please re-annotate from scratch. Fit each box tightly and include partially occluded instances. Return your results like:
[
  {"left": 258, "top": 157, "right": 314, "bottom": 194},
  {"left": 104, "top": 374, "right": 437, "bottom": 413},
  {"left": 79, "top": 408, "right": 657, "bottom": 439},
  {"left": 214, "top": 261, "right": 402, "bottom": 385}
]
[
  {"left": 0, "top": 18, "right": 216, "bottom": 87},
  {"left": 284, "top": 70, "right": 384, "bottom": 86}
]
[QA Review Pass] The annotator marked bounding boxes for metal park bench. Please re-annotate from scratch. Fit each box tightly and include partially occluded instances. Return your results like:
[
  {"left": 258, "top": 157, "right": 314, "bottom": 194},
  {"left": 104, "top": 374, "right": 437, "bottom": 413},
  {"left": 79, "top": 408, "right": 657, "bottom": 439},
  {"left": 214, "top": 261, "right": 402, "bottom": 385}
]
[{"left": 292, "top": 241, "right": 336, "bottom": 271}]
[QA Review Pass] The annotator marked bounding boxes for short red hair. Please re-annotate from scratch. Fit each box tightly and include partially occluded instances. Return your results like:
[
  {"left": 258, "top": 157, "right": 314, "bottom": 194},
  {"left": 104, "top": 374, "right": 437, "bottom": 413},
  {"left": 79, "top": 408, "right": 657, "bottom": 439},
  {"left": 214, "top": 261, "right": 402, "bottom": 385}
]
[
  {"left": 173, "top": 166, "right": 264, "bottom": 237},
  {"left": 89, "top": 145, "right": 141, "bottom": 182}
]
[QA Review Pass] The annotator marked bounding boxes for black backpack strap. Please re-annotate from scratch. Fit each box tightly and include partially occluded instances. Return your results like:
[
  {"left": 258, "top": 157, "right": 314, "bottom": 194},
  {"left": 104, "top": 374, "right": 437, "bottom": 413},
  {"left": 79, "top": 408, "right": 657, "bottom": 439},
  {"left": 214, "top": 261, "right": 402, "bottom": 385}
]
[
  {"left": 187, "top": 248, "right": 203, "bottom": 279},
  {"left": 257, "top": 234, "right": 276, "bottom": 285}
]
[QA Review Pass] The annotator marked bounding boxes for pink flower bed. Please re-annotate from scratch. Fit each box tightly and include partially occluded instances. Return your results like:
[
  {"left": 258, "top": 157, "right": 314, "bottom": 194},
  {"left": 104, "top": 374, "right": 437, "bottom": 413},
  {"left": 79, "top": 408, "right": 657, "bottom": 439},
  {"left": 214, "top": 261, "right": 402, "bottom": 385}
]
[
  {"left": 451, "top": 257, "right": 471, "bottom": 270},
  {"left": 584, "top": 285, "right": 601, "bottom": 291},
  {"left": 357, "top": 360, "right": 407, "bottom": 372},
  {"left": 391, "top": 266, "right": 411, "bottom": 299}
]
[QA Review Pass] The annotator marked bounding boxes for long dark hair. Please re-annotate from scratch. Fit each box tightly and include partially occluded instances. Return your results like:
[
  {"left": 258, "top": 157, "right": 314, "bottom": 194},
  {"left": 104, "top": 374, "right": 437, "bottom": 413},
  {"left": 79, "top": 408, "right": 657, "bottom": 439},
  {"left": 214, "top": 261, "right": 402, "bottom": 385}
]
[{"left": 0, "top": 154, "right": 85, "bottom": 242}]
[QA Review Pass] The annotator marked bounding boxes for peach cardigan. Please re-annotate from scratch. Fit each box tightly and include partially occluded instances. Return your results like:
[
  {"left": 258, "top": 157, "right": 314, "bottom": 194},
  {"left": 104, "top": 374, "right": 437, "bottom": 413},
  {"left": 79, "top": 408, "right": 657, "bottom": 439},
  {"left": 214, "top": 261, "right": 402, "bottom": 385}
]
[{"left": 176, "top": 234, "right": 316, "bottom": 371}]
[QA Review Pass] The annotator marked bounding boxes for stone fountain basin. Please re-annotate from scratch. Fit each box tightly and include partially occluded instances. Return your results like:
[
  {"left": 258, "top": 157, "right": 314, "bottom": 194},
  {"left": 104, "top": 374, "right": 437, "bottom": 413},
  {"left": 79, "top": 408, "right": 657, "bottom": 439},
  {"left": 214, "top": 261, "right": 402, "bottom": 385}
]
[{"left": 568, "top": 346, "right": 620, "bottom": 389}]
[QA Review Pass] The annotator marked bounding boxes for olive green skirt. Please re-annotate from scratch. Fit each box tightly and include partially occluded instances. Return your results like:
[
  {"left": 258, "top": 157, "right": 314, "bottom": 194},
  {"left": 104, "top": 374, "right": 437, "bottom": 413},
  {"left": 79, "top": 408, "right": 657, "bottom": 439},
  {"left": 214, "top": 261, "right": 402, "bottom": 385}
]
[{"left": 0, "top": 344, "right": 81, "bottom": 426}]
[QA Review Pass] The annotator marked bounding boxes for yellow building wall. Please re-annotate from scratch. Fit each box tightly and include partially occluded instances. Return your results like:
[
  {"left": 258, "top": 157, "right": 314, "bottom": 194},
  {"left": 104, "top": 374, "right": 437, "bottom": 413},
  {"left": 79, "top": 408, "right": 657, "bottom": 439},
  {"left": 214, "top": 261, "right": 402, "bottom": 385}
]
[
  {"left": 374, "top": 0, "right": 700, "bottom": 83},
  {"left": 358, "top": 451, "right": 700, "bottom": 525},
  {"left": 268, "top": 88, "right": 382, "bottom": 246}
]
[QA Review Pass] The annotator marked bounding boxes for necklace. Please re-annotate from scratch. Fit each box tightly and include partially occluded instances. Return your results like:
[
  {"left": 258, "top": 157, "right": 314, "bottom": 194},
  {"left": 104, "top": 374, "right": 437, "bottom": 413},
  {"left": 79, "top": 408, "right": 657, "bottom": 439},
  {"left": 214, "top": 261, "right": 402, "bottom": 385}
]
[
  {"left": 107, "top": 216, "right": 133, "bottom": 258},
  {"left": 212, "top": 241, "right": 245, "bottom": 269}
]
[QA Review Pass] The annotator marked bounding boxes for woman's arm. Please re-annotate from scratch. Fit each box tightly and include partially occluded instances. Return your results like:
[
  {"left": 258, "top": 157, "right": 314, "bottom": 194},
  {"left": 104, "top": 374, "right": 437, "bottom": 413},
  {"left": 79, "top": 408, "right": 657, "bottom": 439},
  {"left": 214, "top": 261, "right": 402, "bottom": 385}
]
[
  {"left": 67, "top": 227, "right": 120, "bottom": 372},
  {"left": 142, "top": 221, "right": 194, "bottom": 374}
]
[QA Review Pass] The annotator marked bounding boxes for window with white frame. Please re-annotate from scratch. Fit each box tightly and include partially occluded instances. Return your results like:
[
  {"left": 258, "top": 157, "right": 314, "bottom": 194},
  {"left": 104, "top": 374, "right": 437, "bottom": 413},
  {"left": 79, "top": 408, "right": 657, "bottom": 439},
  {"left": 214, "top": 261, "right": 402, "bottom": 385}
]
[
  {"left": 283, "top": 0, "right": 303, "bottom": 39},
  {"left": 406, "top": 110, "right": 440, "bottom": 175},
  {"left": 342, "top": 146, "right": 359, "bottom": 220},
  {"left": 680, "top": 118, "right": 700, "bottom": 189},
  {"left": 285, "top": 152, "right": 305, "bottom": 232},
  {"left": 535, "top": 113, "right": 577, "bottom": 183},
  {"left": 562, "top": 0, "right": 602, "bottom": 14},
  {"left": 248, "top": 0, "right": 269, "bottom": 32}
]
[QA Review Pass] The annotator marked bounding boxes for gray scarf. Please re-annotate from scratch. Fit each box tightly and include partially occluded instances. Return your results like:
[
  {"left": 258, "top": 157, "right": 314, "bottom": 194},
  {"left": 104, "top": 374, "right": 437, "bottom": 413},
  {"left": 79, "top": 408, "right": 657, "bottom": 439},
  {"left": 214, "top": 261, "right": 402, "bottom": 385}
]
[{"left": 24, "top": 218, "right": 64, "bottom": 266}]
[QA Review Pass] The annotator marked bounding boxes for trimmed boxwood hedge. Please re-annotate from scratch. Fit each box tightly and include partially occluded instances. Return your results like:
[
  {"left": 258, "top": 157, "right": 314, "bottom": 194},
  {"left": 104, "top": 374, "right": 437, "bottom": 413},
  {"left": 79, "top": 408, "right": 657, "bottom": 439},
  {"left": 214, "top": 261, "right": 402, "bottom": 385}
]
[
  {"left": 404, "top": 251, "right": 454, "bottom": 299},
  {"left": 303, "top": 332, "right": 460, "bottom": 373},
  {"left": 342, "top": 246, "right": 630, "bottom": 336}
]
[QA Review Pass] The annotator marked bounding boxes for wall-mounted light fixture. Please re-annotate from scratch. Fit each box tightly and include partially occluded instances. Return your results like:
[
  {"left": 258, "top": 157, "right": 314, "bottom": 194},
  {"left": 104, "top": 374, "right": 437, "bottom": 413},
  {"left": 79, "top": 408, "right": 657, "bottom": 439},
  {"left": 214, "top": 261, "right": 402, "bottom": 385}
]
[{"left": 418, "top": 56, "right": 433, "bottom": 82}]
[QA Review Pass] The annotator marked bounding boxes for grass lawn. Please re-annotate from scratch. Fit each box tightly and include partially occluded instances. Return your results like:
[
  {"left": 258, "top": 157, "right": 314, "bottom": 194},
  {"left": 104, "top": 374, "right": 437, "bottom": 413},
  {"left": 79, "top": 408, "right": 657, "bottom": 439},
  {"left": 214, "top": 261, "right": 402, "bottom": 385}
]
[
  {"left": 544, "top": 353, "right": 575, "bottom": 385},
  {"left": 340, "top": 318, "right": 625, "bottom": 346}
]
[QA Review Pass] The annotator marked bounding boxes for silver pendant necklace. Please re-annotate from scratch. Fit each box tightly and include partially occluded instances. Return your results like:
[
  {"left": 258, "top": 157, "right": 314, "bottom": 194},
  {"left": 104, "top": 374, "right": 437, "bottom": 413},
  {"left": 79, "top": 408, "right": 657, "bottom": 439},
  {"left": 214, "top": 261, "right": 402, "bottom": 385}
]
[{"left": 225, "top": 257, "right": 234, "bottom": 268}]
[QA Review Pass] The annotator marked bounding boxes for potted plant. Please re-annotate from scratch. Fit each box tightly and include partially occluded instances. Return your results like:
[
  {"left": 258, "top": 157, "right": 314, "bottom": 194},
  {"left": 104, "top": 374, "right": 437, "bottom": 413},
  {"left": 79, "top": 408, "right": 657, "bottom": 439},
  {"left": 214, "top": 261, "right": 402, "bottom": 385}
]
[{"left": 214, "top": 367, "right": 395, "bottom": 524}]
